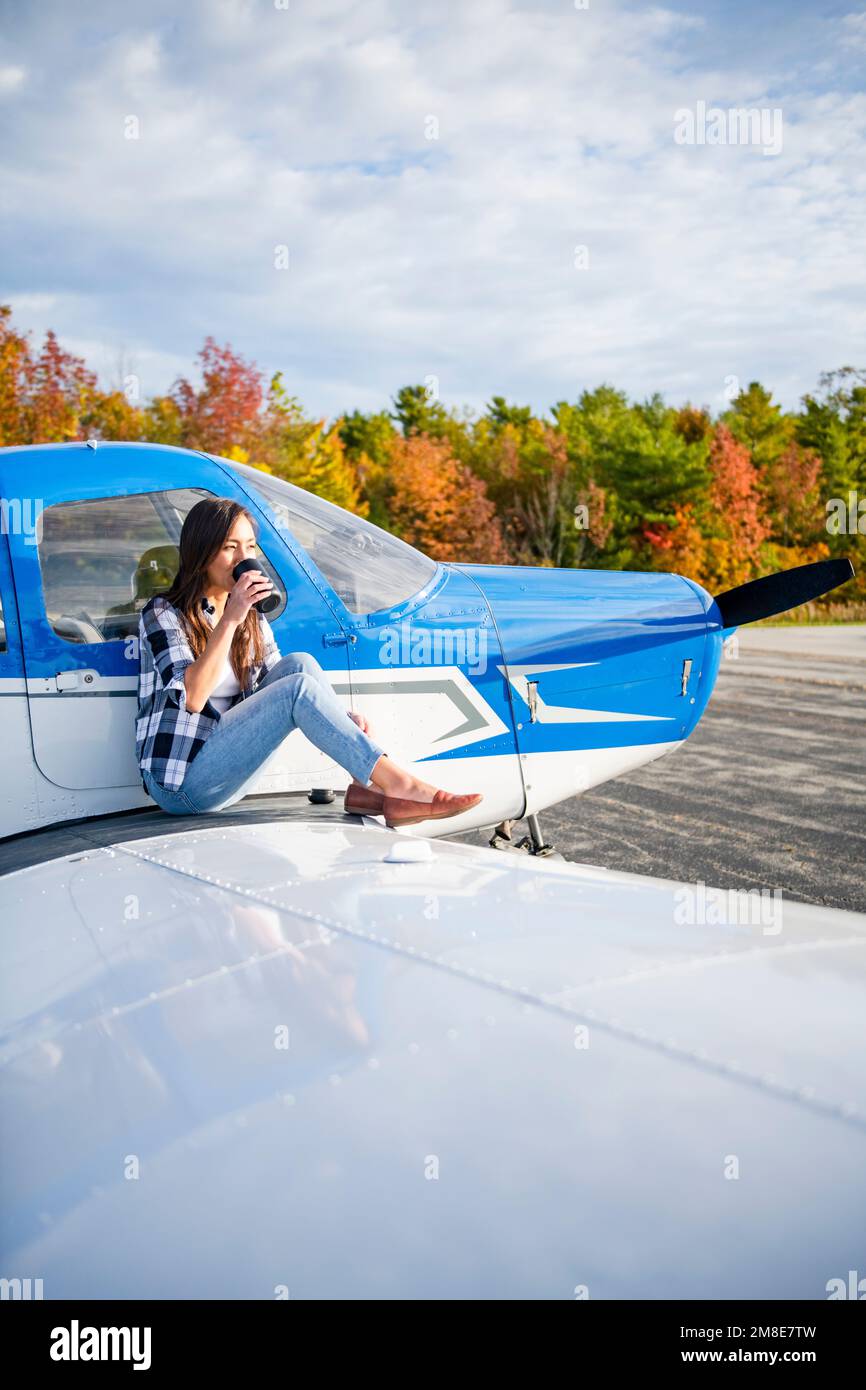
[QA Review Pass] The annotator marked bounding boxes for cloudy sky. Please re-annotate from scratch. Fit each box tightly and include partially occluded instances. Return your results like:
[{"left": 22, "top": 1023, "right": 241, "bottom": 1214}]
[{"left": 1, "top": 0, "right": 864, "bottom": 423}]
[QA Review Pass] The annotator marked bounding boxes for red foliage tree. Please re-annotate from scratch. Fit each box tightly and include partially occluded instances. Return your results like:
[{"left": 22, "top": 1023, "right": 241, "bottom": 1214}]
[
  {"left": 170, "top": 337, "right": 263, "bottom": 456},
  {"left": 704, "top": 424, "right": 770, "bottom": 589},
  {"left": 762, "top": 441, "right": 824, "bottom": 550}
]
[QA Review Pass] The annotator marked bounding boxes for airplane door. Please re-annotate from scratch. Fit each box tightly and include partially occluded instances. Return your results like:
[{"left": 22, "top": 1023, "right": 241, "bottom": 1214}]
[
  {"left": 10, "top": 460, "right": 355, "bottom": 793},
  {"left": 343, "top": 567, "right": 526, "bottom": 828},
  {"left": 0, "top": 529, "right": 37, "bottom": 838}
]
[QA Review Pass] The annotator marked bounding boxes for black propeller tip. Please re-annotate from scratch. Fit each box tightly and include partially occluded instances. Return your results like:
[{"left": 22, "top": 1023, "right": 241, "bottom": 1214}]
[{"left": 714, "top": 557, "right": 855, "bottom": 628}]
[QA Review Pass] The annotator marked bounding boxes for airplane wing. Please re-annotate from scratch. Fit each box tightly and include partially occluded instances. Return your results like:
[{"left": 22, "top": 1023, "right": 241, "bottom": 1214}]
[{"left": 1, "top": 808, "right": 864, "bottom": 1299}]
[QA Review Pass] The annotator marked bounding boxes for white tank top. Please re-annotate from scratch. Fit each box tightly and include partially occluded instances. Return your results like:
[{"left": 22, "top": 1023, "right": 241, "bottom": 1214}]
[{"left": 209, "top": 654, "right": 242, "bottom": 714}]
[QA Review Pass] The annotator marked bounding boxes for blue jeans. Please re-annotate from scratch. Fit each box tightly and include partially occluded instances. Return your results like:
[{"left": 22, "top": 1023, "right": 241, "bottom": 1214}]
[{"left": 143, "top": 652, "right": 386, "bottom": 815}]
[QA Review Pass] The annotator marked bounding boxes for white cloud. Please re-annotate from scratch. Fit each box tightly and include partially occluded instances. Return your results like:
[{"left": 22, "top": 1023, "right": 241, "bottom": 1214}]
[
  {"left": 0, "top": 64, "right": 26, "bottom": 94},
  {"left": 840, "top": 11, "right": 866, "bottom": 51}
]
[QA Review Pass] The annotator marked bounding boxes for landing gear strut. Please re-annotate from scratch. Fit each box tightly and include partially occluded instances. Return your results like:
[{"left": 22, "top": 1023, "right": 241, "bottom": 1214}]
[{"left": 489, "top": 815, "right": 561, "bottom": 859}]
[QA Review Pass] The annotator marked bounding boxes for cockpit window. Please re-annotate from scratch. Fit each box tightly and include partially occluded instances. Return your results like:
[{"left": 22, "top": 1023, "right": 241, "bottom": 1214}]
[
  {"left": 228, "top": 461, "right": 438, "bottom": 616},
  {"left": 38, "top": 488, "right": 286, "bottom": 644}
]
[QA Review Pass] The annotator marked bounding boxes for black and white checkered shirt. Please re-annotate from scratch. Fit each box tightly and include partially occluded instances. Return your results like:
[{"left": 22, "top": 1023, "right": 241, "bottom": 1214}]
[{"left": 136, "top": 594, "right": 281, "bottom": 792}]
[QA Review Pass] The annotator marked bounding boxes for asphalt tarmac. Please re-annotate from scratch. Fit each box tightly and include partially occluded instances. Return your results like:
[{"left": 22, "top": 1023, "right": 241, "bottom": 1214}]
[{"left": 452, "top": 625, "right": 866, "bottom": 914}]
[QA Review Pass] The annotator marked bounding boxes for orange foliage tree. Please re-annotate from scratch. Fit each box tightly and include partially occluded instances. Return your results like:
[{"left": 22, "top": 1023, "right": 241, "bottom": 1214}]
[
  {"left": 387, "top": 433, "right": 508, "bottom": 563},
  {"left": 642, "top": 502, "right": 708, "bottom": 584},
  {"left": 0, "top": 306, "right": 96, "bottom": 444}
]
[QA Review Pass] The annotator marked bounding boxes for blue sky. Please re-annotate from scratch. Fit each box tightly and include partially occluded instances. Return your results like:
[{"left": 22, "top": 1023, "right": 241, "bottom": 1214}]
[{"left": 1, "top": 0, "right": 864, "bottom": 423}]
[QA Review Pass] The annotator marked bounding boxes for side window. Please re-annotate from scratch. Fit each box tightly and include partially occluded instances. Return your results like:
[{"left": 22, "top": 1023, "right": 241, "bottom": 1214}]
[
  {"left": 38, "top": 489, "right": 287, "bottom": 644},
  {"left": 228, "top": 460, "right": 438, "bottom": 615}
]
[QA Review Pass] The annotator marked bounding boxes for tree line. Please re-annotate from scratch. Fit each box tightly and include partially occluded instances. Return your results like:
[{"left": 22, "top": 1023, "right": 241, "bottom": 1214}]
[{"left": 1, "top": 304, "right": 863, "bottom": 611}]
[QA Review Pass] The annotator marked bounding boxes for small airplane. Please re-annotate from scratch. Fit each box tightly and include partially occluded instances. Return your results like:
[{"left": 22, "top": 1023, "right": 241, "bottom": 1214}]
[
  {"left": 0, "top": 440, "right": 862, "bottom": 1300},
  {"left": 0, "top": 441, "right": 854, "bottom": 845}
]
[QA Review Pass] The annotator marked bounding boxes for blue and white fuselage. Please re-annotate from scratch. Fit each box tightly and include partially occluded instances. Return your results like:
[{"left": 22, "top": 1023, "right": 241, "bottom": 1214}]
[{"left": 0, "top": 441, "right": 732, "bottom": 838}]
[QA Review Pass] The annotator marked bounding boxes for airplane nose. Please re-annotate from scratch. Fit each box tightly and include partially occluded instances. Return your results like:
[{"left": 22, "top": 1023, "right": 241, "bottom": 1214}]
[{"left": 454, "top": 560, "right": 721, "bottom": 816}]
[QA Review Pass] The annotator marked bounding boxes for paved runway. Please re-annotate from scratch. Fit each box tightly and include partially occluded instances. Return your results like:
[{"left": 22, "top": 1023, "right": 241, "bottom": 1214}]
[{"left": 453, "top": 625, "right": 866, "bottom": 914}]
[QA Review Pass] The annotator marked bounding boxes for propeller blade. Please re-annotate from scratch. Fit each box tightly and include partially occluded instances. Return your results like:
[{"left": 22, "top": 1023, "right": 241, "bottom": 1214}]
[{"left": 714, "top": 558, "right": 855, "bottom": 628}]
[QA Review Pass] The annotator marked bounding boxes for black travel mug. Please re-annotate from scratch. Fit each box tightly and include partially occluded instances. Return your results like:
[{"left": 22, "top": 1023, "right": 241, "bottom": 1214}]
[{"left": 232, "top": 558, "right": 281, "bottom": 615}]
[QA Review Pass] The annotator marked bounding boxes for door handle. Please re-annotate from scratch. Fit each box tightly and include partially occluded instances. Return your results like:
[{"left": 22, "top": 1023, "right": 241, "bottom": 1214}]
[
  {"left": 55, "top": 669, "right": 98, "bottom": 692},
  {"left": 322, "top": 632, "right": 357, "bottom": 647}
]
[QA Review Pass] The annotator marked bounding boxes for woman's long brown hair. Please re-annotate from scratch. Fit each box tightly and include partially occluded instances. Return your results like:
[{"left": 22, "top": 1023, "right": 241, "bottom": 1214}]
[{"left": 163, "top": 497, "right": 265, "bottom": 688}]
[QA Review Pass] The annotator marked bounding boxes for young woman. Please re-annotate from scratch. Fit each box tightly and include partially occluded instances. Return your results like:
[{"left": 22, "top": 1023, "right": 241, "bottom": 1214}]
[{"left": 136, "top": 497, "right": 483, "bottom": 827}]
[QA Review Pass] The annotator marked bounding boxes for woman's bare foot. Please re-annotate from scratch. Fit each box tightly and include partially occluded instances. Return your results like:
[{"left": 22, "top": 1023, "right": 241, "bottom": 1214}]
[{"left": 368, "top": 756, "right": 443, "bottom": 804}]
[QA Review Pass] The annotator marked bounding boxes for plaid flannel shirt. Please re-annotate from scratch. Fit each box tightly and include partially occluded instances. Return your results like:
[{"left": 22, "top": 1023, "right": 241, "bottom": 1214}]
[{"left": 136, "top": 594, "right": 282, "bottom": 792}]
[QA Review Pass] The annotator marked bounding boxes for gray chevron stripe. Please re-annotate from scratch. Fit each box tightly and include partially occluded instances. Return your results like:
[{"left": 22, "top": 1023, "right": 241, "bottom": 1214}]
[{"left": 332, "top": 678, "right": 488, "bottom": 743}]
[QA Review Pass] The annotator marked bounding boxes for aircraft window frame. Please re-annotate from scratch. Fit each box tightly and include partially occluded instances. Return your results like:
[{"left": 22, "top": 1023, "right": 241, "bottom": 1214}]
[
  {"left": 36, "top": 487, "right": 288, "bottom": 646},
  {"left": 225, "top": 460, "right": 442, "bottom": 622}
]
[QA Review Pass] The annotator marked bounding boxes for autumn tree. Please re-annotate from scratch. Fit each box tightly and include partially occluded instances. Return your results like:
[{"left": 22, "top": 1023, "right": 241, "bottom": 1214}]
[
  {"left": 339, "top": 408, "right": 399, "bottom": 527},
  {"left": 673, "top": 405, "right": 713, "bottom": 445},
  {"left": 0, "top": 306, "right": 97, "bottom": 444},
  {"left": 553, "top": 388, "right": 710, "bottom": 570},
  {"left": 0, "top": 305, "right": 32, "bottom": 445},
  {"left": 703, "top": 424, "right": 770, "bottom": 590},
  {"left": 81, "top": 389, "right": 145, "bottom": 441},
  {"left": 467, "top": 400, "right": 595, "bottom": 566},
  {"left": 387, "top": 433, "right": 508, "bottom": 563},
  {"left": 763, "top": 442, "right": 826, "bottom": 557},
  {"left": 641, "top": 503, "right": 708, "bottom": 583},
  {"left": 165, "top": 337, "right": 264, "bottom": 456}
]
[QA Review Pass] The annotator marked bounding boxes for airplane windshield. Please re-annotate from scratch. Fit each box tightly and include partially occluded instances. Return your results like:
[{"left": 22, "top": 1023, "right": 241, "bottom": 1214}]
[{"left": 228, "top": 461, "right": 439, "bottom": 616}]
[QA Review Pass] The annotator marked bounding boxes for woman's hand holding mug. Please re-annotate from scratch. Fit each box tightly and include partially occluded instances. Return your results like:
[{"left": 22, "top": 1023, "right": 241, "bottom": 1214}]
[{"left": 224, "top": 567, "right": 275, "bottom": 624}]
